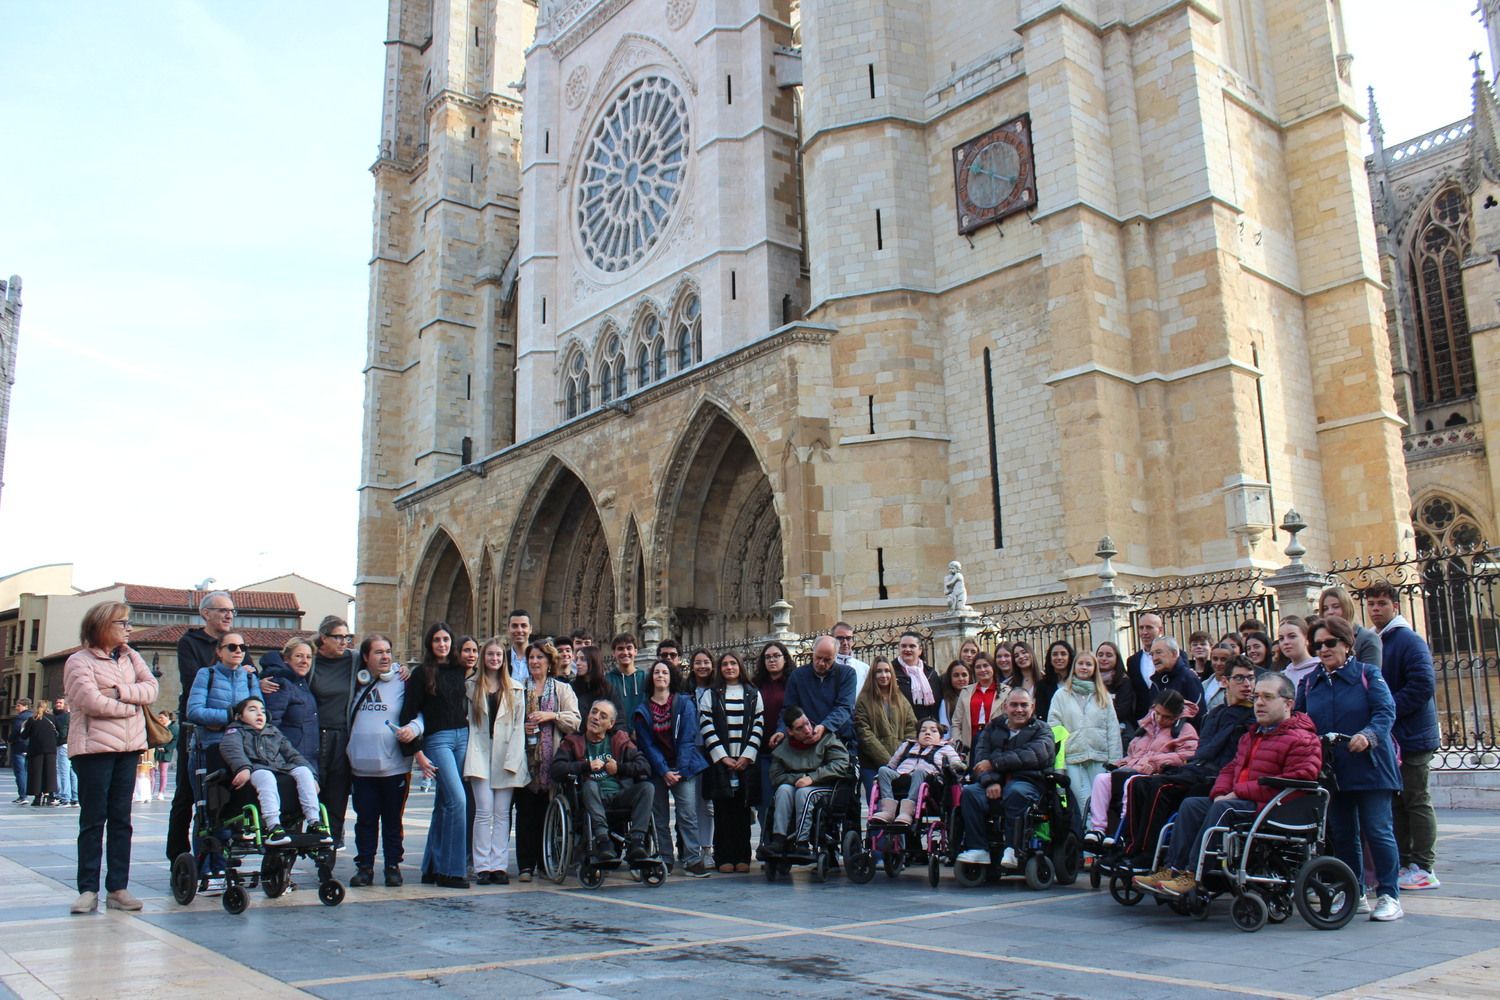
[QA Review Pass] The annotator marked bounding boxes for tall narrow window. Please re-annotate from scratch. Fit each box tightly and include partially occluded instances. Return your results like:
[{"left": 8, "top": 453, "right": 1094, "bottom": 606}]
[
  {"left": 983, "top": 347, "right": 1004, "bottom": 548},
  {"left": 675, "top": 294, "right": 702, "bottom": 369},
  {"left": 638, "top": 314, "right": 664, "bottom": 385},
  {"left": 1408, "top": 187, "right": 1476, "bottom": 405},
  {"left": 599, "top": 334, "right": 625, "bottom": 404},
  {"left": 565, "top": 353, "right": 590, "bottom": 418}
]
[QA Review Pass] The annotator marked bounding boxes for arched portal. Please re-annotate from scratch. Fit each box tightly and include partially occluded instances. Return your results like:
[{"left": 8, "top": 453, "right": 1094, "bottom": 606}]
[
  {"left": 503, "top": 461, "right": 617, "bottom": 640},
  {"left": 412, "top": 529, "right": 474, "bottom": 653},
  {"left": 654, "top": 404, "right": 784, "bottom": 647}
]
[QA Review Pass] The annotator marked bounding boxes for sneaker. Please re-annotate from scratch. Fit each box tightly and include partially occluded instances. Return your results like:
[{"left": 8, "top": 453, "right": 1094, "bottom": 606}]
[
  {"left": 105, "top": 889, "right": 143, "bottom": 911},
  {"left": 957, "top": 848, "right": 992, "bottom": 865},
  {"left": 349, "top": 868, "right": 374, "bottom": 887},
  {"left": 1134, "top": 868, "right": 1175, "bottom": 891},
  {"left": 1081, "top": 830, "right": 1104, "bottom": 849},
  {"left": 1356, "top": 892, "right": 1372, "bottom": 914},
  {"left": 70, "top": 891, "right": 98, "bottom": 915},
  {"left": 1400, "top": 868, "right": 1440, "bottom": 890},
  {"left": 717, "top": 863, "right": 735, "bottom": 874},
  {"left": 265, "top": 826, "right": 292, "bottom": 846},
  {"left": 1371, "top": 894, "right": 1404, "bottom": 921},
  {"left": 517, "top": 868, "right": 533, "bottom": 883},
  {"left": 1156, "top": 872, "right": 1198, "bottom": 898},
  {"left": 309, "top": 822, "right": 334, "bottom": 844},
  {"left": 734, "top": 863, "right": 750, "bottom": 873},
  {"left": 684, "top": 861, "right": 711, "bottom": 878},
  {"left": 1000, "top": 847, "right": 1019, "bottom": 870}
]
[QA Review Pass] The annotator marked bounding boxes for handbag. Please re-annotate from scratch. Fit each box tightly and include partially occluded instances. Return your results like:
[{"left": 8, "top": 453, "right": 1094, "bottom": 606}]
[{"left": 143, "top": 707, "right": 172, "bottom": 748}]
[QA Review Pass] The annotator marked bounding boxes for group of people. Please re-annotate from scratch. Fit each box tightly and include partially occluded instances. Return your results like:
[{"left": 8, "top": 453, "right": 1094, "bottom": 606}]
[
  {"left": 7, "top": 695, "right": 79, "bottom": 807},
  {"left": 44, "top": 581, "right": 1440, "bottom": 924}
]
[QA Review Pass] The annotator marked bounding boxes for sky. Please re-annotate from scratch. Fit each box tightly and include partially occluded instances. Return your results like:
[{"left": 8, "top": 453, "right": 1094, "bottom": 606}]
[{"left": 0, "top": 0, "right": 1488, "bottom": 598}]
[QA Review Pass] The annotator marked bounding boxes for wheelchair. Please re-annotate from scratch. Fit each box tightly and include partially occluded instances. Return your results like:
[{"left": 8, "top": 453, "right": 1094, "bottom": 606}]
[
  {"left": 758, "top": 775, "right": 861, "bottom": 883},
  {"left": 170, "top": 760, "right": 343, "bottom": 914},
  {"left": 540, "top": 773, "right": 668, "bottom": 888},
  {"left": 847, "top": 766, "right": 963, "bottom": 887},
  {"left": 1089, "top": 769, "right": 1193, "bottom": 902},
  {"left": 951, "top": 766, "right": 1081, "bottom": 890}
]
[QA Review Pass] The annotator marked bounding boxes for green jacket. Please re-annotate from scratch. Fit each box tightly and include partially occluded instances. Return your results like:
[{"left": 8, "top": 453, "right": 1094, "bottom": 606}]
[{"left": 770, "top": 732, "right": 852, "bottom": 788}]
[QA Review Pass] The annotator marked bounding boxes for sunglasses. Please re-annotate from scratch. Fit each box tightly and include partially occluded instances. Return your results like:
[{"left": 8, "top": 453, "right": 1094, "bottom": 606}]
[
  {"left": 1312, "top": 638, "right": 1344, "bottom": 651},
  {"left": 220, "top": 643, "right": 247, "bottom": 652}
]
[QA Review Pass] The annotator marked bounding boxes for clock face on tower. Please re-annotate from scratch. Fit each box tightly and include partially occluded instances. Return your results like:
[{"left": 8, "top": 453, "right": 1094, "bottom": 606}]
[{"left": 952, "top": 114, "right": 1037, "bottom": 234}]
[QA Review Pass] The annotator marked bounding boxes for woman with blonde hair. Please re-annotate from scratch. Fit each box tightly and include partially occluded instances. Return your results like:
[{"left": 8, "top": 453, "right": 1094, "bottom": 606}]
[
  {"left": 63, "top": 601, "right": 158, "bottom": 914},
  {"left": 1047, "top": 650, "right": 1122, "bottom": 814},
  {"left": 464, "top": 638, "right": 528, "bottom": 884}
]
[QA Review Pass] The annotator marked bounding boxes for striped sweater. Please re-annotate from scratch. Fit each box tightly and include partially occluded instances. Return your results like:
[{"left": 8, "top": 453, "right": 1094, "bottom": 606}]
[{"left": 698, "top": 684, "right": 765, "bottom": 762}]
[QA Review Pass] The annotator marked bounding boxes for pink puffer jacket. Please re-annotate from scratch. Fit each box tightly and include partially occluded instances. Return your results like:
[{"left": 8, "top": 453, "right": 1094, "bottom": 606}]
[
  {"left": 1119, "top": 710, "right": 1199, "bottom": 774},
  {"left": 64, "top": 646, "right": 159, "bottom": 756}
]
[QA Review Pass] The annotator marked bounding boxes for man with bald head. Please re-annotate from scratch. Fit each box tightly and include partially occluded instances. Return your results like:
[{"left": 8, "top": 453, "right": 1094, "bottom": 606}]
[{"left": 768, "top": 635, "right": 857, "bottom": 754}]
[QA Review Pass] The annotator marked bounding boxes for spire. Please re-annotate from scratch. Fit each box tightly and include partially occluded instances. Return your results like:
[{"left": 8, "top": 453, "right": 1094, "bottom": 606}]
[
  {"left": 1465, "top": 53, "right": 1500, "bottom": 187},
  {"left": 1367, "top": 86, "right": 1385, "bottom": 150}
]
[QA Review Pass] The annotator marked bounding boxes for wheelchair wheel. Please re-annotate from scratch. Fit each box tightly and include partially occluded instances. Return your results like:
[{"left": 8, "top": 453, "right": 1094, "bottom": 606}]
[
  {"left": 318, "top": 880, "right": 345, "bottom": 906},
  {"left": 927, "top": 855, "right": 941, "bottom": 888},
  {"left": 845, "top": 841, "right": 876, "bottom": 884},
  {"left": 580, "top": 863, "right": 604, "bottom": 889},
  {"left": 262, "top": 858, "right": 290, "bottom": 899},
  {"left": 1024, "top": 854, "right": 1055, "bottom": 891},
  {"left": 1231, "top": 891, "right": 1269, "bottom": 932},
  {"left": 171, "top": 853, "right": 198, "bottom": 906},
  {"left": 542, "top": 795, "right": 572, "bottom": 885},
  {"left": 1050, "top": 833, "right": 1081, "bottom": 886},
  {"left": 642, "top": 862, "right": 667, "bottom": 887},
  {"left": 222, "top": 884, "right": 248, "bottom": 915},
  {"left": 954, "top": 860, "right": 987, "bottom": 888},
  {"left": 1188, "top": 888, "right": 1212, "bottom": 920},
  {"left": 1267, "top": 894, "right": 1292, "bottom": 924},
  {"left": 1108, "top": 874, "right": 1144, "bottom": 906},
  {"left": 883, "top": 850, "right": 905, "bottom": 879},
  {"left": 1088, "top": 864, "right": 1102, "bottom": 890},
  {"left": 1293, "top": 854, "right": 1358, "bottom": 931},
  {"left": 812, "top": 850, "right": 829, "bottom": 883}
]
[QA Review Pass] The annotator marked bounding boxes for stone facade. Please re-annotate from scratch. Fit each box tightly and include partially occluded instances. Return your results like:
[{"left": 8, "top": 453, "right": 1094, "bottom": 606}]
[
  {"left": 0, "top": 274, "right": 20, "bottom": 515},
  {"left": 359, "top": 0, "right": 1412, "bottom": 657}
]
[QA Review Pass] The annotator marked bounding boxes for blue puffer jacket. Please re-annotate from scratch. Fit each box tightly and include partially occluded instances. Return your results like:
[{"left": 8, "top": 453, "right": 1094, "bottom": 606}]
[
  {"left": 1296, "top": 659, "right": 1400, "bottom": 792},
  {"left": 186, "top": 663, "right": 263, "bottom": 749},
  {"left": 1379, "top": 624, "right": 1440, "bottom": 755},
  {"left": 258, "top": 652, "right": 321, "bottom": 774},
  {"left": 633, "top": 694, "right": 708, "bottom": 781}
]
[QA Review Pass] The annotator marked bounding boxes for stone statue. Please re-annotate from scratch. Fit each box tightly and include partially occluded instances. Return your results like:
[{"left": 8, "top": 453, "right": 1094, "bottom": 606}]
[{"left": 944, "top": 560, "right": 970, "bottom": 612}]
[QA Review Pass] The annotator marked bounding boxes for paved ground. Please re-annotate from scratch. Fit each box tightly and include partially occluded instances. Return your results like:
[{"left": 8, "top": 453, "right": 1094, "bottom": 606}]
[{"left": 0, "top": 774, "right": 1497, "bottom": 999}]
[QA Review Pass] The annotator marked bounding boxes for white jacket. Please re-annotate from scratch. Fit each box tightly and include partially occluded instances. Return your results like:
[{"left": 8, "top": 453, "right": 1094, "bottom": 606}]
[
  {"left": 463, "top": 674, "right": 530, "bottom": 789},
  {"left": 1047, "top": 685, "right": 1123, "bottom": 765}
]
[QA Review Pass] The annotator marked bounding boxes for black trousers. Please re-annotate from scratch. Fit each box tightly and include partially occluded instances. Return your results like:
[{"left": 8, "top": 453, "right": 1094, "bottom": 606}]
[
  {"left": 165, "top": 731, "right": 194, "bottom": 860},
  {"left": 75, "top": 752, "right": 139, "bottom": 894},
  {"left": 352, "top": 773, "right": 408, "bottom": 871},
  {"left": 513, "top": 785, "right": 548, "bottom": 872},
  {"left": 711, "top": 777, "right": 755, "bottom": 866},
  {"left": 28, "top": 751, "right": 57, "bottom": 802},
  {"left": 317, "top": 728, "right": 353, "bottom": 842}
]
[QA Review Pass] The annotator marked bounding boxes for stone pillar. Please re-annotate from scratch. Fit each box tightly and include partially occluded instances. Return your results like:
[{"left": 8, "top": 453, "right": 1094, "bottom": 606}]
[
  {"left": 1265, "top": 510, "right": 1328, "bottom": 620},
  {"left": 1074, "top": 537, "right": 1138, "bottom": 652},
  {"left": 928, "top": 609, "right": 983, "bottom": 672},
  {"left": 638, "top": 616, "right": 664, "bottom": 663}
]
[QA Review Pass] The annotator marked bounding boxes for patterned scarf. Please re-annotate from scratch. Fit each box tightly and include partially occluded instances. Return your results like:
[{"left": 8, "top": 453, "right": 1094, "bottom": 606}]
[{"left": 527, "top": 676, "right": 559, "bottom": 790}]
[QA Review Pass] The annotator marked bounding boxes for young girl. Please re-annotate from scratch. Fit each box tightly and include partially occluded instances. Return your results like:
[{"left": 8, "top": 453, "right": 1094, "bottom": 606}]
[
  {"left": 1095, "top": 640, "right": 1136, "bottom": 740},
  {"left": 870, "top": 719, "right": 964, "bottom": 826},
  {"left": 1010, "top": 642, "right": 1042, "bottom": 704},
  {"left": 993, "top": 644, "right": 1017, "bottom": 688},
  {"left": 1276, "top": 616, "right": 1319, "bottom": 692},
  {"left": 400, "top": 622, "right": 471, "bottom": 888},
  {"left": 855, "top": 658, "right": 917, "bottom": 795},
  {"left": 570, "top": 645, "right": 622, "bottom": 726},
  {"left": 957, "top": 639, "right": 981, "bottom": 672},
  {"left": 937, "top": 660, "right": 972, "bottom": 742},
  {"left": 1047, "top": 651, "right": 1121, "bottom": 815},
  {"left": 512, "top": 641, "right": 580, "bottom": 881},
  {"left": 1083, "top": 690, "right": 1199, "bottom": 846},
  {"left": 633, "top": 661, "right": 710, "bottom": 877},
  {"left": 950, "top": 654, "right": 1001, "bottom": 753},
  {"left": 688, "top": 648, "right": 717, "bottom": 860},
  {"left": 464, "top": 639, "right": 528, "bottom": 884},
  {"left": 1037, "top": 640, "right": 1074, "bottom": 719},
  {"left": 700, "top": 652, "right": 763, "bottom": 872}
]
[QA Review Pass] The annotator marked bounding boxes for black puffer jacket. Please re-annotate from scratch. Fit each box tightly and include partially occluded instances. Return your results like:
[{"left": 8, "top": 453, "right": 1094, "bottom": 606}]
[{"left": 970, "top": 716, "right": 1055, "bottom": 786}]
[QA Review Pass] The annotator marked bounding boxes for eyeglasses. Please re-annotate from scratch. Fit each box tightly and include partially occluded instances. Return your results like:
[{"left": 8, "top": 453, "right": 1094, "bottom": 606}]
[
  {"left": 204, "top": 607, "right": 236, "bottom": 616},
  {"left": 327, "top": 634, "right": 353, "bottom": 643},
  {"left": 1228, "top": 674, "right": 1256, "bottom": 684},
  {"left": 220, "top": 643, "right": 247, "bottom": 652},
  {"left": 112, "top": 619, "right": 133, "bottom": 628},
  {"left": 834, "top": 635, "right": 854, "bottom": 643},
  {"left": 1312, "top": 638, "right": 1344, "bottom": 651}
]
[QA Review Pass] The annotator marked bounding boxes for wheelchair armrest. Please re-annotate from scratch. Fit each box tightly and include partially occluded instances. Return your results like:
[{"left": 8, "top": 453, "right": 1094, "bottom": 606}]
[
  {"left": 1258, "top": 776, "right": 1319, "bottom": 791},
  {"left": 204, "top": 769, "right": 227, "bottom": 784}
]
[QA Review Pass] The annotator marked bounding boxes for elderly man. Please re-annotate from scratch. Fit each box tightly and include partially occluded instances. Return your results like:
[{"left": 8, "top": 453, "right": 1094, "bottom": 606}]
[
  {"left": 166, "top": 591, "right": 243, "bottom": 861},
  {"left": 1147, "top": 636, "right": 1204, "bottom": 712},
  {"left": 771, "top": 635, "right": 857, "bottom": 751},
  {"left": 956, "top": 688, "right": 1056, "bottom": 870},
  {"left": 1144, "top": 673, "right": 1321, "bottom": 897},
  {"left": 762, "top": 706, "right": 852, "bottom": 856},
  {"left": 552, "top": 699, "right": 654, "bottom": 863}
]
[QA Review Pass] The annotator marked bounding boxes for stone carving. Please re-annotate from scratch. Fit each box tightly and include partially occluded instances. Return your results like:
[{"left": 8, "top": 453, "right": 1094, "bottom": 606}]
[
  {"left": 945, "top": 561, "right": 971, "bottom": 612},
  {"left": 564, "top": 65, "right": 590, "bottom": 109},
  {"left": 666, "top": 0, "right": 695, "bottom": 30}
]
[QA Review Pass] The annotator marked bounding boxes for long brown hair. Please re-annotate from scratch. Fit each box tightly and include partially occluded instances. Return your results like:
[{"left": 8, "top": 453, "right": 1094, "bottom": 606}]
[{"left": 856, "top": 657, "right": 900, "bottom": 717}]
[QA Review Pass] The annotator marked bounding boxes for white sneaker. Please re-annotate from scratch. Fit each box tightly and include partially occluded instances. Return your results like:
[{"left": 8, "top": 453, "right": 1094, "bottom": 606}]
[
  {"left": 957, "top": 848, "right": 991, "bottom": 865},
  {"left": 1000, "top": 847, "right": 1019, "bottom": 870},
  {"left": 1356, "top": 892, "right": 1371, "bottom": 914},
  {"left": 1371, "top": 894, "right": 1404, "bottom": 921},
  {"left": 1400, "top": 867, "right": 1440, "bottom": 890}
]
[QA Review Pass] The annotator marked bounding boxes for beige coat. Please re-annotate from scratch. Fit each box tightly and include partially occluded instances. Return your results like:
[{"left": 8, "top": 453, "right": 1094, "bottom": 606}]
[
  {"left": 63, "top": 646, "right": 159, "bottom": 756},
  {"left": 463, "top": 674, "right": 531, "bottom": 789},
  {"left": 949, "top": 683, "right": 1007, "bottom": 752}
]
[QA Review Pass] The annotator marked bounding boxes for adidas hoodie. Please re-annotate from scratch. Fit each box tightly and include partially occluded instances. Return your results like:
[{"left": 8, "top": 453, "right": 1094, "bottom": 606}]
[{"left": 347, "top": 674, "right": 414, "bottom": 778}]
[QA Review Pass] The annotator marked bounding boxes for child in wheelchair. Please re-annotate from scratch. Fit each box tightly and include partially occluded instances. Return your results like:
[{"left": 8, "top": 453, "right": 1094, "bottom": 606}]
[
  {"left": 219, "top": 697, "right": 330, "bottom": 845},
  {"left": 870, "top": 719, "right": 965, "bottom": 826}
]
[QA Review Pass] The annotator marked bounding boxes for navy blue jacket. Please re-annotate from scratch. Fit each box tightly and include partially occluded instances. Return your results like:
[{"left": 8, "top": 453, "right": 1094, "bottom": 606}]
[
  {"left": 1379, "top": 624, "right": 1440, "bottom": 755},
  {"left": 632, "top": 695, "right": 708, "bottom": 781},
  {"left": 1128, "top": 649, "right": 1190, "bottom": 713},
  {"left": 1189, "top": 701, "right": 1254, "bottom": 772},
  {"left": 780, "top": 663, "right": 857, "bottom": 743},
  {"left": 259, "top": 652, "right": 321, "bottom": 774},
  {"left": 1296, "top": 659, "right": 1400, "bottom": 792},
  {"left": 1148, "top": 659, "right": 1205, "bottom": 712}
]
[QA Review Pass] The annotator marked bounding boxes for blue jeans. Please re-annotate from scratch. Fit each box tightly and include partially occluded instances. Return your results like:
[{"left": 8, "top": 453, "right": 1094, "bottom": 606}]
[
  {"left": 1165, "top": 796, "right": 1257, "bottom": 872},
  {"left": 57, "top": 746, "right": 76, "bottom": 804},
  {"left": 653, "top": 774, "right": 703, "bottom": 867},
  {"left": 10, "top": 750, "right": 26, "bottom": 800},
  {"left": 421, "top": 727, "right": 469, "bottom": 878},
  {"left": 960, "top": 778, "right": 1041, "bottom": 852},
  {"left": 1330, "top": 789, "right": 1401, "bottom": 899}
]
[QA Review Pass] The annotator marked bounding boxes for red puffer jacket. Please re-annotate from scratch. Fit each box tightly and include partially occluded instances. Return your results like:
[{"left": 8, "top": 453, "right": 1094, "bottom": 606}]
[{"left": 1210, "top": 711, "right": 1322, "bottom": 805}]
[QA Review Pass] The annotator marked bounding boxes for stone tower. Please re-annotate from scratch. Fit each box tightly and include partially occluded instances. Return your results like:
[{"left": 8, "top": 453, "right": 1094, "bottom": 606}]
[
  {"left": 0, "top": 275, "right": 20, "bottom": 513},
  {"left": 358, "top": 0, "right": 534, "bottom": 637}
]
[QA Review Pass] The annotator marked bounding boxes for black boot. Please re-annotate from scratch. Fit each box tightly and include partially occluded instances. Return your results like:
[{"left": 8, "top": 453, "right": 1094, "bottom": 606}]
[
  {"left": 384, "top": 866, "right": 403, "bottom": 887},
  {"left": 349, "top": 868, "right": 374, "bottom": 887}
]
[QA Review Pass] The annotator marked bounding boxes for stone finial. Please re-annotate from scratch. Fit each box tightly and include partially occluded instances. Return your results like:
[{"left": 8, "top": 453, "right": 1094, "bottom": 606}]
[
  {"left": 1367, "top": 86, "right": 1385, "bottom": 148},
  {"left": 1280, "top": 509, "right": 1308, "bottom": 563},
  {"left": 943, "top": 561, "right": 970, "bottom": 612},
  {"left": 770, "top": 599, "right": 793, "bottom": 632},
  {"left": 1095, "top": 536, "right": 1118, "bottom": 584},
  {"left": 640, "top": 617, "right": 663, "bottom": 647}
]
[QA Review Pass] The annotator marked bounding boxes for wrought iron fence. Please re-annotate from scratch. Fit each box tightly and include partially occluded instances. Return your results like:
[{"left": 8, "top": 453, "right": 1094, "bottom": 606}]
[
  {"left": 1327, "top": 545, "right": 1500, "bottom": 770},
  {"left": 973, "top": 593, "right": 1092, "bottom": 661},
  {"left": 841, "top": 614, "right": 939, "bottom": 667},
  {"left": 1128, "top": 568, "right": 1278, "bottom": 651}
]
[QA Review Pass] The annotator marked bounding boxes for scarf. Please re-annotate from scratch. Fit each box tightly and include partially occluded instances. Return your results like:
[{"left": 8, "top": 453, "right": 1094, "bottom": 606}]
[
  {"left": 789, "top": 732, "right": 818, "bottom": 751},
  {"left": 902, "top": 660, "right": 934, "bottom": 705},
  {"left": 1070, "top": 675, "right": 1097, "bottom": 699},
  {"left": 526, "top": 676, "right": 559, "bottom": 790}
]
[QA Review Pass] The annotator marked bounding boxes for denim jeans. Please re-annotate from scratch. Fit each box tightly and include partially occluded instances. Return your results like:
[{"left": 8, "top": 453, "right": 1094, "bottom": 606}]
[
  {"left": 1165, "top": 796, "right": 1257, "bottom": 872},
  {"left": 74, "top": 751, "right": 139, "bottom": 893},
  {"left": 10, "top": 750, "right": 26, "bottom": 800},
  {"left": 1330, "top": 789, "right": 1401, "bottom": 899},
  {"left": 652, "top": 774, "right": 702, "bottom": 867},
  {"left": 420, "top": 727, "right": 469, "bottom": 878},
  {"left": 960, "top": 778, "right": 1041, "bottom": 852},
  {"left": 56, "top": 745, "right": 76, "bottom": 804}
]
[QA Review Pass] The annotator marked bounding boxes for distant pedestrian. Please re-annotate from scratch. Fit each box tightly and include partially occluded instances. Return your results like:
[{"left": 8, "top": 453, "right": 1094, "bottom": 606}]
[
  {"left": 8, "top": 698, "right": 32, "bottom": 803},
  {"left": 24, "top": 701, "right": 59, "bottom": 806},
  {"left": 53, "top": 698, "right": 77, "bottom": 806}
]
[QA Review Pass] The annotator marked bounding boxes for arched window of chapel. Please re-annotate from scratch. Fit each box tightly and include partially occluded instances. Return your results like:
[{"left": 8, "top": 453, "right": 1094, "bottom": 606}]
[
  {"left": 674, "top": 293, "right": 702, "bottom": 370},
  {"left": 1407, "top": 186, "right": 1476, "bottom": 405}
]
